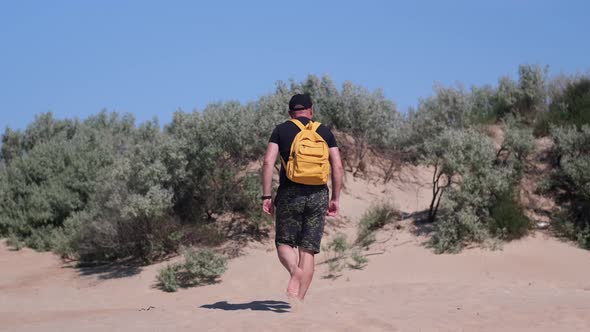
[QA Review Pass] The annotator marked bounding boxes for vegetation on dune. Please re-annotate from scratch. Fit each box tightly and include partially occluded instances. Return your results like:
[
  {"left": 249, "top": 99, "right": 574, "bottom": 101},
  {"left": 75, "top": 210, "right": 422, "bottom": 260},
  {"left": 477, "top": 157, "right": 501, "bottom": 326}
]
[
  {"left": 322, "top": 232, "right": 369, "bottom": 278},
  {"left": 1, "top": 64, "right": 590, "bottom": 263},
  {"left": 356, "top": 201, "right": 401, "bottom": 248},
  {"left": 322, "top": 202, "right": 399, "bottom": 278},
  {"left": 544, "top": 125, "right": 590, "bottom": 248},
  {"left": 156, "top": 248, "right": 227, "bottom": 292},
  {"left": 534, "top": 78, "right": 590, "bottom": 136}
]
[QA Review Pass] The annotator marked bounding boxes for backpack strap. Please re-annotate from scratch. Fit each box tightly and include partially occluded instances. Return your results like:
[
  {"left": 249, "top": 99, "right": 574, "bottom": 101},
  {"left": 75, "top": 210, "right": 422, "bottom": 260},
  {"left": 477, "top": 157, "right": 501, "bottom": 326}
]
[
  {"left": 280, "top": 119, "right": 304, "bottom": 168},
  {"left": 310, "top": 121, "right": 321, "bottom": 132},
  {"left": 289, "top": 119, "right": 322, "bottom": 132}
]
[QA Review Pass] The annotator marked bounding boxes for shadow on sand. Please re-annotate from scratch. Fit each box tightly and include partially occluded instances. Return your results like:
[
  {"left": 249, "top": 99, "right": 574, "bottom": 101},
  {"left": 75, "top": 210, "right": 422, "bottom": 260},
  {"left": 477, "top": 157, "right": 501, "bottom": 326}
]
[
  {"left": 74, "top": 262, "right": 143, "bottom": 280},
  {"left": 407, "top": 210, "right": 436, "bottom": 237},
  {"left": 200, "top": 300, "right": 290, "bottom": 313}
]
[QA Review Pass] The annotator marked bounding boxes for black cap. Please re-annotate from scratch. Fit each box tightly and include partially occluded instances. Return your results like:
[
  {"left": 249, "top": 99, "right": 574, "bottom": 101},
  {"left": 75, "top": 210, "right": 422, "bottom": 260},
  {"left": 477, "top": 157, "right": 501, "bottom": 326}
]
[{"left": 288, "top": 94, "right": 313, "bottom": 111}]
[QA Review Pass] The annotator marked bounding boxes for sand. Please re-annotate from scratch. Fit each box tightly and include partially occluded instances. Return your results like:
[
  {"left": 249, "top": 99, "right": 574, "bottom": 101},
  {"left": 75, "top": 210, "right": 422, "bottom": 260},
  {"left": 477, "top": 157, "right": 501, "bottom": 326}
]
[{"left": 1, "top": 167, "right": 590, "bottom": 332}]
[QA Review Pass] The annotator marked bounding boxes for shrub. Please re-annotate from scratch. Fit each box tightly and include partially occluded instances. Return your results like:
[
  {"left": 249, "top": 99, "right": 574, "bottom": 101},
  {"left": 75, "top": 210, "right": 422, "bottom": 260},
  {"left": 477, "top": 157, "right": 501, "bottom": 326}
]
[
  {"left": 157, "top": 264, "right": 180, "bottom": 292},
  {"left": 322, "top": 233, "right": 351, "bottom": 278},
  {"left": 422, "top": 128, "right": 497, "bottom": 222},
  {"left": 534, "top": 78, "right": 590, "bottom": 136},
  {"left": 548, "top": 125, "right": 590, "bottom": 249},
  {"left": 496, "top": 65, "right": 548, "bottom": 121},
  {"left": 155, "top": 248, "right": 227, "bottom": 292},
  {"left": 535, "top": 175, "right": 554, "bottom": 195},
  {"left": 489, "top": 192, "right": 530, "bottom": 240},
  {"left": 429, "top": 218, "right": 464, "bottom": 254},
  {"left": 552, "top": 212, "right": 590, "bottom": 249},
  {"left": 424, "top": 120, "right": 534, "bottom": 253},
  {"left": 326, "top": 259, "right": 344, "bottom": 278},
  {"left": 356, "top": 202, "right": 400, "bottom": 247},
  {"left": 533, "top": 113, "right": 552, "bottom": 137},
  {"left": 411, "top": 85, "right": 472, "bottom": 145},
  {"left": 430, "top": 206, "right": 491, "bottom": 254},
  {"left": 232, "top": 172, "right": 273, "bottom": 228},
  {"left": 499, "top": 117, "right": 536, "bottom": 165},
  {"left": 469, "top": 85, "right": 499, "bottom": 125},
  {"left": 182, "top": 248, "right": 227, "bottom": 284},
  {"left": 326, "top": 232, "right": 349, "bottom": 258},
  {"left": 322, "top": 232, "right": 372, "bottom": 276},
  {"left": 349, "top": 249, "right": 368, "bottom": 269},
  {"left": 25, "top": 226, "right": 55, "bottom": 251},
  {"left": 427, "top": 164, "right": 516, "bottom": 253},
  {"left": 6, "top": 233, "right": 24, "bottom": 250},
  {"left": 76, "top": 214, "right": 190, "bottom": 264}
]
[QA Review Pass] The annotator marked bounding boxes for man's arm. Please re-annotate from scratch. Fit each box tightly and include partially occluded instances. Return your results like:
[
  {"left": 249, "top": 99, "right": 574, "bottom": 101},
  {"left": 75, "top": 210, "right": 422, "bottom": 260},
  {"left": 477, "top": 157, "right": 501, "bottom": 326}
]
[
  {"left": 262, "top": 142, "right": 279, "bottom": 215},
  {"left": 327, "top": 147, "right": 343, "bottom": 216}
]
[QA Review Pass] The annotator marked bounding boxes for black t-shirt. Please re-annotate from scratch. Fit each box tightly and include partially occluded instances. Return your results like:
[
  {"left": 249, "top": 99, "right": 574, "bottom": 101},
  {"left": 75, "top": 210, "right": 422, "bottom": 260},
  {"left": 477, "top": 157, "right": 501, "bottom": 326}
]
[{"left": 269, "top": 117, "right": 338, "bottom": 187}]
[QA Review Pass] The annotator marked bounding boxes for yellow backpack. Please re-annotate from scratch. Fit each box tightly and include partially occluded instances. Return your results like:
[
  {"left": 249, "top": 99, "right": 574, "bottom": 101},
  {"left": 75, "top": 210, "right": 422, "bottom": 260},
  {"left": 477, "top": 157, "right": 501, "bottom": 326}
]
[{"left": 281, "top": 119, "right": 331, "bottom": 185}]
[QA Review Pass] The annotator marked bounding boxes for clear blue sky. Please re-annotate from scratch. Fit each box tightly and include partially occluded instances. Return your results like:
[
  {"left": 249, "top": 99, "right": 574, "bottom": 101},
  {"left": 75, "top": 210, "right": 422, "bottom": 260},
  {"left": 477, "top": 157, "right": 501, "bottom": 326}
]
[{"left": 1, "top": 0, "right": 588, "bottom": 130}]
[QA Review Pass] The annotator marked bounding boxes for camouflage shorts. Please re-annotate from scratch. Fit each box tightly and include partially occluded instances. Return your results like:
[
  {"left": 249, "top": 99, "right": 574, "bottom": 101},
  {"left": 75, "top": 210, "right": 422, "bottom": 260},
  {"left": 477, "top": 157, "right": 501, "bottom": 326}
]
[{"left": 274, "top": 185, "right": 329, "bottom": 254}]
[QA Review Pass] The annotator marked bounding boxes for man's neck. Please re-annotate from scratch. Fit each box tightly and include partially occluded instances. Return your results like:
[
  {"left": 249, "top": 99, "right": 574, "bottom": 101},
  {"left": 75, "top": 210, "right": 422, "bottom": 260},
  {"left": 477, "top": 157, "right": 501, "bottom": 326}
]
[
  {"left": 291, "top": 114, "right": 312, "bottom": 120},
  {"left": 289, "top": 110, "right": 312, "bottom": 119}
]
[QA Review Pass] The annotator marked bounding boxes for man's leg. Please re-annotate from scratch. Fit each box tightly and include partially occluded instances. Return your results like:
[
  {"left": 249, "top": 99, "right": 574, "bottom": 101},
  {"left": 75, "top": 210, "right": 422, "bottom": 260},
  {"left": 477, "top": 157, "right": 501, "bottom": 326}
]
[
  {"left": 277, "top": 245, "right": 302, "bottom": 296},
  {"left": 274, "top": 186, "right": 306, "bottom": 301},
  {"left": 296, "top": 188, "right": 328, "bottom": 300},
  {"left": 297, "top": 247, "right": 315, "bottom": 300}
]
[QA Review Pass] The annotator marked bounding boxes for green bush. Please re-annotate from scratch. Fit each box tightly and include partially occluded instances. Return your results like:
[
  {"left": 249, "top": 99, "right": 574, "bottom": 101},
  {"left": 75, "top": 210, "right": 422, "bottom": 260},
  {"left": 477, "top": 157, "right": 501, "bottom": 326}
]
[
  {"left": 322, "top": 232, "right": 351, "bottom": 278},
  {"left": 533, "top": 112, "right": 552, "bottom": 137},
  {"left": 429, "top": 218, "right": 464, "bottom": 254},
  {"left": 424, "top": 121, "right": 534, "bottom": 253},
  {"left": 157, "top": 264, "right": 180, "bottom": 292},
  {"left": 326, "top": 232, "right": 350, "bottom": 257},
  {"left": 429, "top": 206, "right": 491, "bottom": 254},
  {"left": 499, "top": 117, "right": 536, "bottom": 167},
  {"left": 155, "top": 248, "right": 227, "bottom": 292},
  {"left": 182, "top": 248, "right": 227, "bottom": 284},
  {"left": 322, "top": 232, "right": 372, "bottom": 276},
  {"left": 232, "top": 172, "right": 273, "bottom": 227},
  {"left": 577, "top": 227, "right": 590, "bottom": 249},
  {"left": 552, "top": 213, "right": 590, "bottom": 249},
  {"left": 422, "top": 128, "right": 499, "bottom": 223},
  {"left": 356, "top": 202, "right": 400, "bottom": 247},
  {"left": 5, "top": 233, "right": 24, "bottom": 250},
  {"left": 469, "top": 85, "right": 499, "bottom": 125},
  {"left": 549, "top": 125, "right": 590, "bottom": 249},
  {"left": 535, "top": 175, "right": 554, "bottom": 195},
  {"left": 428, "top": 166, "right": 517, "bottom": 254},
  {"left": 0, "top": 108, "right": 255, "bottom": 262},
  {"left": 495, "top": 65, "right": 548, "bottom": 121},
  {"left": 349, "top": 249, "right": 368, "bottom": 269},
  {"left": 489, "top": 192, "right": 530, "bottom": 240},
  {"left": 535, "top": 78, "right": 590, "bottom": 137}
]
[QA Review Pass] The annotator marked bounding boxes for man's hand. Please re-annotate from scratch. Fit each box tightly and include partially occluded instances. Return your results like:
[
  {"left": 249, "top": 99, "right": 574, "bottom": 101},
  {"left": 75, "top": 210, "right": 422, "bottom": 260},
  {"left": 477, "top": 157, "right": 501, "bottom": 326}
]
[
  {"left": 262, "top": 198, "right": 273, "bottom": 216},
  {"left": 327, "top": 199, "right": 339, "bottom": 217}
]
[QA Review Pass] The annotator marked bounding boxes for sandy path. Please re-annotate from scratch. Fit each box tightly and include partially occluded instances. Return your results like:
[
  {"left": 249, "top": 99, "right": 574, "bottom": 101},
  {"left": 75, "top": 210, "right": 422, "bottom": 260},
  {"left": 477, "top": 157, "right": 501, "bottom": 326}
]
[{"left": 1, "top": 170, "right": 590, "bottom": 331}]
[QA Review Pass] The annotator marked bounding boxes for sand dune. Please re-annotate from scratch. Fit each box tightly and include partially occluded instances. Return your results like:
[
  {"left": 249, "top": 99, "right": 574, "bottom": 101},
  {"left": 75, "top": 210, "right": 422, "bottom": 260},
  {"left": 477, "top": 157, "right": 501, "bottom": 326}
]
[{"left": 1, "top": 168, "right": 590, "bottom": 332}]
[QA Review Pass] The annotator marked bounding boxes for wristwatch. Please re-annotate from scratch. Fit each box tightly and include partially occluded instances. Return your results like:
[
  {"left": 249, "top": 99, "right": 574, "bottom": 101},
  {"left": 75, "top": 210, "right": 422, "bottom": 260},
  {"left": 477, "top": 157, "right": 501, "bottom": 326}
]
[{"left": 261, "top": 195, "right": 272, "bottom": 200}]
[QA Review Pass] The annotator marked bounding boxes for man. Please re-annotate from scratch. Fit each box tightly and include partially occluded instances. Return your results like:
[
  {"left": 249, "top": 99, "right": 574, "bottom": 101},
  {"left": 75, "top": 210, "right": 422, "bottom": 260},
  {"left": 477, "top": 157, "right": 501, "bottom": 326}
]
[{"left": 261, "top": 93, "right": 343, "bottom": 303}]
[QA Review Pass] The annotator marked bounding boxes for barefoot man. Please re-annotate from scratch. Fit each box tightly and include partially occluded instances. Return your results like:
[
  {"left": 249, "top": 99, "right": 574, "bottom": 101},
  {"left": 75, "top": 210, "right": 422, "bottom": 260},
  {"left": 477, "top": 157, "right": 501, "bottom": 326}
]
[{"left": 261, "top": 94, "right": 343, "bottom": 303}]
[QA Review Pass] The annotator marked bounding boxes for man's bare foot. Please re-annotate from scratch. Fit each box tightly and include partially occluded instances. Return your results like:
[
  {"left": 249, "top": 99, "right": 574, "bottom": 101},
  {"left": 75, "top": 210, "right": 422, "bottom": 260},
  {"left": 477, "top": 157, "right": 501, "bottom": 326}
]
[{"left": 286, "top": 292, "right": 303, "bottom": 313}]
